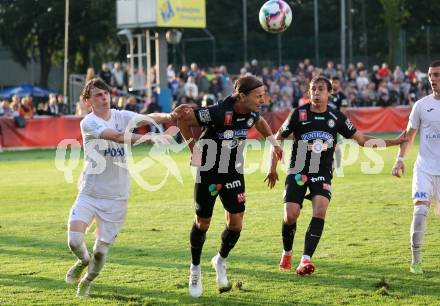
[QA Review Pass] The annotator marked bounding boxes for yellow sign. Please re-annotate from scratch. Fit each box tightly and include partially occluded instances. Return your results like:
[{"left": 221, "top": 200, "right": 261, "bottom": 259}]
[{"left": 157, "top": 0, "right": 206, "bottom": 28}]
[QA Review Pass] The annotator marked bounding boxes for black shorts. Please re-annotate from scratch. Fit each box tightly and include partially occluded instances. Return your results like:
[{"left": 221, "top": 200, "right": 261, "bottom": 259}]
[
  {"left": 283, "top": 172, "right": 332, "bottom": 208},
  {"left": 194, "top": 171, "right": 246, "bottom": 218}
]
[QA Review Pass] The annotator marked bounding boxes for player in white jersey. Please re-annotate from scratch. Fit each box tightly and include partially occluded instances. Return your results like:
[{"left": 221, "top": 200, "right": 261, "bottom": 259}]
[
  {"left": 65, "top": 78, "right": 184, "bottom": 296},
  {"left": 392, "top": 60, "right": 440, "bottom": 274}
]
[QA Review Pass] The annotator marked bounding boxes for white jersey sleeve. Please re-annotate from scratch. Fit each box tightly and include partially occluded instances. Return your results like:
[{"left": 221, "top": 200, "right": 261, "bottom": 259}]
[
  {"left": 80, "top": 115, "right": 108, "bottom": 140},
  {"left": 408, "top": 101, "right": 421, "bottom": 130}
]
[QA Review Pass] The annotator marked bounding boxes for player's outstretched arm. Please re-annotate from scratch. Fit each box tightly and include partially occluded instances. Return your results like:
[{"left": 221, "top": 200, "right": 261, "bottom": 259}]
[
  {"left": 136, "top": 104, "right": 192, "bottom": 126},
  {"left": 99, "top": 128, "right": 172, "bottom": 145},
  {"left": 350, "top": 130, "right": 408, "bottom": 147},
  {"left": 264, "top": 130, "right": 285, "bottom": 189},
  {"left": 392, "top": 126, "right": 418, "bottom": 177}
]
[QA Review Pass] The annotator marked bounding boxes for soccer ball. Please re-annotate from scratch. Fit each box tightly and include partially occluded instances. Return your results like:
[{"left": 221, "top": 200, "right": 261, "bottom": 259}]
[{"left": 259, "top": 0, "right": 292, "bottom": 33}]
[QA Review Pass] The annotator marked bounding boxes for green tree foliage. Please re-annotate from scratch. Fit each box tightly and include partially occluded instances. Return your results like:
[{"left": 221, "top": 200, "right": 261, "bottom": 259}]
[
  {"left": 379, "top": 0, "right": 409, "bottom": 66},
  {"left": 0, "top": 0, "right": 121, "bottom": 87}
]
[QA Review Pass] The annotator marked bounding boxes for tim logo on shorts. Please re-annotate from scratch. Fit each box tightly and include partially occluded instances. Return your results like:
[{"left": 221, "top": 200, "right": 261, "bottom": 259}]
[{"left": 225, "top": 180, "right": 241, "bottom": 189}]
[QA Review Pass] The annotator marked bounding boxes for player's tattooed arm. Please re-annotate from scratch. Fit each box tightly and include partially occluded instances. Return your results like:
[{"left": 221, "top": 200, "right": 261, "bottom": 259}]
[{"left": 176, "top": 108, "right": 200, "bottom": 153}]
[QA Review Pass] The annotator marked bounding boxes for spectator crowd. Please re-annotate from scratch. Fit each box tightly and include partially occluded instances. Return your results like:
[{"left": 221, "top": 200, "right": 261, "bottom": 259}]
[{"left": 0, "top": 58, "right": 432, "bottom": 121}]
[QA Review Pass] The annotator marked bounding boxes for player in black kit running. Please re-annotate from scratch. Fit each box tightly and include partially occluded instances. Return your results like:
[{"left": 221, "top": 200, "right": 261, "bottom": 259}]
[
  {"left": 178, "top": 75, "right": 282, "bottom": 297},
  {"left": 265, "top": 76, "right": 407, "bottom": 275}
]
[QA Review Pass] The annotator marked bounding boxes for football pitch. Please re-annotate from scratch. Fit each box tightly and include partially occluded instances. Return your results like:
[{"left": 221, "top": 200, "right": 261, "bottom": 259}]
[{"left": 1, "top": 136, "right": 440, "bottom": 305}]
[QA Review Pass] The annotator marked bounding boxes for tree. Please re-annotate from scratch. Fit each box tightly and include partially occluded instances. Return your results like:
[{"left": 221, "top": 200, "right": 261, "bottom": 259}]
[
  {"left": 0, "top": 0, "right": 121, "bottom": 88},
  {"left": 0, "top": 1, "right": 65, "bottom": 87},
  {"left": 379, "top": 0, "right": 409, "bottom": 66}
]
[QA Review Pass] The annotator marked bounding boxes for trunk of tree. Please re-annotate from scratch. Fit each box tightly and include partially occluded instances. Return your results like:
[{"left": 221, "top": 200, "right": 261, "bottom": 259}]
[{"left": 38, "top": 35, "right": 52, "bottom": 88}]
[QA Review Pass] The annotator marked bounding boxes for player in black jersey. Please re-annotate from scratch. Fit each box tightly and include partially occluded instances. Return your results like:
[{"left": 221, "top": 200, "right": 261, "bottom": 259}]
[
  {"left": 178, "top": 75, "right": 282, "bottom": 297},
  {"left": 329, "top": 76, "right": 348, "bottom": 171},
  {"left": 265, "top": 76, "right": 406, "bottom": 275}
]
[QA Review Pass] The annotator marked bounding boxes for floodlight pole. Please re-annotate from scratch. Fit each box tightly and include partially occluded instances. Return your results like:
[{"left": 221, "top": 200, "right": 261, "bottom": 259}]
[
  {"left": 63, "top": 0, "right": 69, "bottom": 111},
  {"left": 243, "top": 0, "right": 248, "bottom": 65},
  {"left": 340, "top": 0, "right": 346, "bottom": 70},
  {"left": 314, "top": 0, "right": 319, "bottom": 67},
  {"left": 146, "top": 29, "right": 152, "bottom": 102}
]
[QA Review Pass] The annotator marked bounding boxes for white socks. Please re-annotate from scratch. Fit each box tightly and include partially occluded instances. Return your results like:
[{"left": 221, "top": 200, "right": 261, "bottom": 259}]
[
  {"left": 410, "top": 205, "right": 429, "bottom": 264},
  {"left": 85, "top": 240, "right": 109, "bottom": 282},
  {"left": 68, "top": 231, "right": 90, "bottom": 265}
]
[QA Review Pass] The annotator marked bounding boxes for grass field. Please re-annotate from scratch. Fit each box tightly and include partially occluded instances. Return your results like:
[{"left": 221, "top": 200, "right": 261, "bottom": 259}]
[{"left": 1, "top": 136, "right": 440, "bottom": 305}]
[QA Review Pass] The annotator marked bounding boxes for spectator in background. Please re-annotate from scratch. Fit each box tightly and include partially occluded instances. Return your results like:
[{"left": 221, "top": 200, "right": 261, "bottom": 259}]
[
  {"left": 75, "top": 96, "right": 90, "bottom": 117},
  {"left": 117, "top": 96, "right": 126, "bottom": 110},
  {"left": 124, "top": 96, "right": 139, "bottom": 113},
  {"left": 0, "top": 100, "right": 13, "bottom": 117},
  {"left": 378, "top": 63, "right": 391, "bottom": 79},
  {"left": 98, "top": 63, "right": 112, "bottom": 86},
  {"left": 371, "top": 65, "right": 381, "bottom": 89},
  {"left": 112, "top": 62, "right": 125, "bottom": 90},
  {"left": 19, "top": 96, "right": 34, "bottom": 119},
  {"left": 85, "top": 67, "right": 95, "bottom": 83},
  {"left": 36, "top": 101, "right": 49, "bottom": 116},
  {"left": 393, "top": 65, "right": 405, "bottom": 83},
  {"left": 184, "top": 76, "right": 199, "bottom": 100},
  {"left": 110, "top": 96, "right": 119, "bottom": 110},
  {"left": 10, "top": 98, "right": 20, "bottom": 117},
  {"left": 167, "top": 64, "right": 176, "bottom": 83},
  {"left": 48, "top": 94, "right": 59, "bottom": 116},
  {"left": 196, "top": 69, "right": 211, "bottom": 96},
  {"left": 356, "top": 70, "right": 370, "bottom": 89},
  {"left": 179, "top": 65, "right": 189, "bottom": 82},
  {"left": 324, "top": 61, "right": 337, "bottom": 78},
  {"left": 57, "top": 95, "right": 69, "bottom": 115},
  {"left": 250, "top": 59, "right": 259, "bottom": 75}
]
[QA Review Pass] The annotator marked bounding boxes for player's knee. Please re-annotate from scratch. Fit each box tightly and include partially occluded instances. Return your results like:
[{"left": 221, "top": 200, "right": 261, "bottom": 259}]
[
  {"left": 226, "top": 223, "right": 242, "bottom": 232},
  {"left": 93, "top": 240, "right": 109, "bottom": 261},
  {"left": 195, "top": 216, "right": 211, "bottom": 231},
  {"left": 68, "top": 231, "right": 84, "bottom": 251},
  {"left": 313, "top": 210, "right": 327, "bottom": 219}
]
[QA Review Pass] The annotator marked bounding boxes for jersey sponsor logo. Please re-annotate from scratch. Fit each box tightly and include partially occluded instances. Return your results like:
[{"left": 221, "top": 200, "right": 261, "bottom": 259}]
[
  {"left": 302, "top": 121, "right": 312, "bottom": 125},
  {"left": 307, "top": 140, "right": 328, "bottom": 153},
  {"left": 427, "top": 108, "right": 435, "bottom": 112},
  {"left": 300, "top": 131, "right": 334, "bottom": 141},
  {"left": 224, "top": 111, "right": 233, "bottom": 125},
  {"left": 414, "top": 191, "right": 428, "bottom": 199},
  {"left": 294, "top": 173, "right": 308, "bottom": 186},
  {"left": 208, "top": 184, "right": 222, "bottom": 196},
  {"left": 345, "top": 118, "right": 354, "bottom": 130},
  {"left": 217, "top": 129, "right": 248, "bottom": 140},
  {"left": 314, "top": 116, "right": 325, "bottom": 120},
  {"left": 327, "top": 119, "right": 335, "bottom": 128},
  {"left": 198, "top": 109, "right": 211, "bottom": 123},
  {"left": 236, "top": 117, "right": 246, "bottom": 122},
  {"left": 299, "top": 110, "right": 307, "bottom": 121},
  {"left": 237, "top": 192, "right": 246, "bottom": 203},
  {"left": 425, "top": 133, "right": 440, "bottom": 140},
  {"left": 104, "top": 147, "right": 125, "bottom": 157},
  {"left": 246, "top": 117, "right": 254, "bottom": 127},
  {"left": 310, "top": 176, "right": 325, "bottom": 182},
  {"left": 225, "top": 180, "right": 242, "bottom": 189}
]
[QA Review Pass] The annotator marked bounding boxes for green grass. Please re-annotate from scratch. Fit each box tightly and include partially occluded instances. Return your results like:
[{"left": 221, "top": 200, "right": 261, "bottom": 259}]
[{"left": 1, "top": 136, "right": 439, "bottom": 305}]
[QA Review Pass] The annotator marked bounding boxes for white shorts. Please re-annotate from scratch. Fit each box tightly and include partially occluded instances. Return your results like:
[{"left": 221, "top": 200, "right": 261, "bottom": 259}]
[
  {"left": 412, "top": 167, "right": 440, "bottom": 209},
  {"left": 68, "top": 193, "right": 128, "bottom": 243}
]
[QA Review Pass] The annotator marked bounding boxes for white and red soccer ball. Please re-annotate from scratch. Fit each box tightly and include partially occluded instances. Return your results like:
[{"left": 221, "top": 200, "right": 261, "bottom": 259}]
[{"left": 259, "top": 0, "right": 292, "bottom": 33}]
